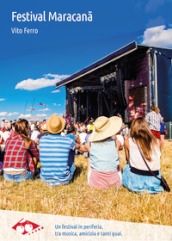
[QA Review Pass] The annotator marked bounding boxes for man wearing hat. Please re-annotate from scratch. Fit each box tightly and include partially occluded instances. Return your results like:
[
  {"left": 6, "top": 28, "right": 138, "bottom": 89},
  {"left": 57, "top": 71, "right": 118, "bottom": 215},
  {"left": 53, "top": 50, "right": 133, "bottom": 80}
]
[{"left": 39, "top": 115, "right": 80, "bottom": 186}]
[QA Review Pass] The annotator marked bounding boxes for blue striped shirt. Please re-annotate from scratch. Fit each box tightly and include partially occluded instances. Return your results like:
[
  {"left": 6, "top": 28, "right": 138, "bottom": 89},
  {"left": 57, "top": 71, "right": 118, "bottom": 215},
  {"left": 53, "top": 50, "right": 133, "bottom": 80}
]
[{"left": 39, "top": 134, "right": 76, "bottom": 186}]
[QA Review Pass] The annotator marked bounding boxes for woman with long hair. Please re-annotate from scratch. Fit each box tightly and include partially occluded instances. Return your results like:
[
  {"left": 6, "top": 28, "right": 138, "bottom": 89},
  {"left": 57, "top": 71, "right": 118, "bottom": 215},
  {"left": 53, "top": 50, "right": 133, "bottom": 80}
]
[
  {"left": 122, "top": 117, "right": 164, "bottom": 193},
  {"left": 3, "top": 119, "right": 39, "bottom": 182}
]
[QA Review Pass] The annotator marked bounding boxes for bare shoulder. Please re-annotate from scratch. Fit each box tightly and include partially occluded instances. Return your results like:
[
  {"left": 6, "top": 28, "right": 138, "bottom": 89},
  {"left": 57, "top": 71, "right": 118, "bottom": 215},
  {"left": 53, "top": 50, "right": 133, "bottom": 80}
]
[{"left": 124, "top": 138, "right": 129, "bottom": 149}]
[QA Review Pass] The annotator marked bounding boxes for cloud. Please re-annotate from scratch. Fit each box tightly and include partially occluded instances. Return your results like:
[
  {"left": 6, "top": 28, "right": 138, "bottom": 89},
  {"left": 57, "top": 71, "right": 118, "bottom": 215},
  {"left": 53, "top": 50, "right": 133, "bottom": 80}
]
[
  {"left": 145, "top": 0, "right": 172, "bottom": 12},
  {"left": 18, "top": 114, "right": 32, "bottom": 119},
  {"left": 8, "top": 112, "right": 19, "bottom": 116},
  {"left": 0, "top": 112, "right": 8, "bottom": 116},
  {"left": 38, "top": 108, "right": 50, "bottom": 112},
  {"left": 18, "top": 114, "right": 47, "bottom": 119},
  {"left": 15, "top": 74, "right": 69, "bottom": 91},
  {"left": 141, "top": 25, "right": 172, "bottom": 47},
  {"left": 0, "top": 98, "right": 5, "bottom": 101},
  {"left": 0, "top": 112, "right": 19, "bottom": 117},
  {"left": 51, "top": 89, "right": 60, "bottom": 93},
  {"left": 53, "top": 103, "right": 61, "bottom": 106}
]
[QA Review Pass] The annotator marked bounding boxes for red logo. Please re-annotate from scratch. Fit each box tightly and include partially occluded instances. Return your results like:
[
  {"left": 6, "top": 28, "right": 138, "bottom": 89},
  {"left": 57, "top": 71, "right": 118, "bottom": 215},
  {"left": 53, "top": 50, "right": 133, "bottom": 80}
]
[{"left": 12, "top": 218, "right": 44, "bottom": 235}]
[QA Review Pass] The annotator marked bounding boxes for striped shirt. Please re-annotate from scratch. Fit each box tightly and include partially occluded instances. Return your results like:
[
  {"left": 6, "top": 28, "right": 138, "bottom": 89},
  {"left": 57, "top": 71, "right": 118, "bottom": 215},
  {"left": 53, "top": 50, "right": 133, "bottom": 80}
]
[
  {"left": 39, "top": 134, "right": 76, "bottom": 186},
  {"left": 145, "top": 111, "right": 163, "bottom": 131}
]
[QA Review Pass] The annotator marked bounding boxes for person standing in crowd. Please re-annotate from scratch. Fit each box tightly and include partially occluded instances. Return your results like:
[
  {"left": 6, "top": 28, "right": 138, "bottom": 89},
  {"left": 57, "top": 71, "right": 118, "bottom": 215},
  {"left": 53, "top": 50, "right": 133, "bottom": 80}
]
[
  {"left": 66, "top": 125, "right": 80, "bottom": 168},
  {"left": 34, "top": 121, "right": 49, "bottom": 146},
  {"left": 79, "top": 128, "right": 87, "bottom": 144},
  {"left": 1, "top": 127, "right": 10, "bottom": 142},
  {"left": 30, "top": 121, "right": 35, "bottom": 132},
  {"left": 1, "top": 119, "right": 5, "bottom": 129},
  {"left": 39, "top": 114, "right": 80, "bottom": 186},
  {"left": 7, "top": 120, "right": 12, "bottom": 130},
  {"left": 122, "top": 117, "right": 163, "bottom": 193},
  {"left": 82, "top": 124, "right": 94, "bottom": 158},
  {"left": 67, "top": 125, "right": 80, "bottom": 143},
  {"left": 31, "top": 124, "right": 40, "bottom": 142},
  {"left": 86, "top": 119, "right": 94, "bottom": 132},
  {"left": 160, "top": 118, "right": 166, "bottom": 147},
  {"left": 85, "top": 124, "right": 94, "bottom": 144},
  {"left": 10, "top": 123, "right": 16, "bottom": 138},
  {"left": 80, "top": 116, "right": 123, "bottom": 190},
  {"left": 0, "top": 128, "right": 5, "bottom": 154},
  {"left": 0, "top": 131, "right": 4, "bottom": 163},
  {"left": 3, "top": 119, "right": 39, "bottom": 182},
  {"left": 145, "top": 106, "right": 163, "bottom": 139}
]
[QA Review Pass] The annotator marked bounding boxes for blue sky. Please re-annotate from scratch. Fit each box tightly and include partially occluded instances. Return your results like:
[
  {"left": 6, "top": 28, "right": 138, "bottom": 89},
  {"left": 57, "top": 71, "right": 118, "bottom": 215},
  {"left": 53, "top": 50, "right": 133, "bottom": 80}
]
[{"left": 0, "top": 0, "right": 172, "bottom": 121}]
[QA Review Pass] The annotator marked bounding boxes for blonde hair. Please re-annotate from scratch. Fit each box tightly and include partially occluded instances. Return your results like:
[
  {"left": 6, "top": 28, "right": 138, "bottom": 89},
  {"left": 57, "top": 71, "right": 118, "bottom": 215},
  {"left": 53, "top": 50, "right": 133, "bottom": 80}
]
[
  {"left": 130, "top": 117, "right": 158, "bottom": 162},
  {"left": 155, "top": 107, "right": 160, "bottom": 114},
  {"left": 150, "top": 106, "right": 156, "bottom": 111},
  {"left": 150, "top": 105, "right": 160, "bottom": 114}
]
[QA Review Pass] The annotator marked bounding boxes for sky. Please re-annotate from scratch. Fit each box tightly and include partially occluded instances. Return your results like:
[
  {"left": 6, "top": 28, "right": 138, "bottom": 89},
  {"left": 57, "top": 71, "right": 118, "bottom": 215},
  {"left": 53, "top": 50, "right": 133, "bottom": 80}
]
[{"left": 0, "top": 0, "right": 172, "bottom": 121}]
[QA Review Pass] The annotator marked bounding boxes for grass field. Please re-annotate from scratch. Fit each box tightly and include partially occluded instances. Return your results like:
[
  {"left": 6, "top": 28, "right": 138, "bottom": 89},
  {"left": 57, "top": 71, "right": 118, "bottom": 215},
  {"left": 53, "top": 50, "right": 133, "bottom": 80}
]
[{"left": 0, "top": 140, "right": 171, "bottom": 225}]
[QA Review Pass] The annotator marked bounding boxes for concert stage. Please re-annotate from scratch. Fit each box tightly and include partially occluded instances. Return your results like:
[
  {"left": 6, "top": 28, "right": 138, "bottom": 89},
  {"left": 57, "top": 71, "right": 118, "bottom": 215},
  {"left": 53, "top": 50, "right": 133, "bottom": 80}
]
[{"left": 56, "top": 41, "right": 172, "bottom": 123}]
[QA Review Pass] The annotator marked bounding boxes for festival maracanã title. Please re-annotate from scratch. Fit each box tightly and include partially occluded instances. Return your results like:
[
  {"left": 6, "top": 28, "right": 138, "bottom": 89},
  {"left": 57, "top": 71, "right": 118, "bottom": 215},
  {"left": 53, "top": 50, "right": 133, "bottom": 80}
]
[{"left": 12, "top": 11, "right": 93, "bottom": 22}]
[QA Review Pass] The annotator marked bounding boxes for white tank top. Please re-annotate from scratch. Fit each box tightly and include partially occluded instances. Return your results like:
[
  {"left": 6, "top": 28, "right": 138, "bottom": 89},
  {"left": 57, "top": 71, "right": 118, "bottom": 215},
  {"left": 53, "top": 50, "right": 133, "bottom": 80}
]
[{"left": 129, "top": 138, "right": 161, "bottom": 171}]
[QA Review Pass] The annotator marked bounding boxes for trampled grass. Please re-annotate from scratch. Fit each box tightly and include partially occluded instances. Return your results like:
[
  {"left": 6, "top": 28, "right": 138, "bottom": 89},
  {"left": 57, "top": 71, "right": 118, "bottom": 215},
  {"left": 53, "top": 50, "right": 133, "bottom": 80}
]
[{"left": 0, "top": 140, "right": 171, "bottom": 225}]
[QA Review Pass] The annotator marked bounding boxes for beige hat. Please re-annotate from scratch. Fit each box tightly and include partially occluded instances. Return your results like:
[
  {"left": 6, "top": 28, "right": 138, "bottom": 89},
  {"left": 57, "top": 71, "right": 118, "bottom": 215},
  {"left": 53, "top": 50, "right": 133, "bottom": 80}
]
[
  {"left": 89, "top": 116, "right": 122, "bottom": 142},
  {"left": 46, "top": 114, "right": 66, "bottom": 134}
]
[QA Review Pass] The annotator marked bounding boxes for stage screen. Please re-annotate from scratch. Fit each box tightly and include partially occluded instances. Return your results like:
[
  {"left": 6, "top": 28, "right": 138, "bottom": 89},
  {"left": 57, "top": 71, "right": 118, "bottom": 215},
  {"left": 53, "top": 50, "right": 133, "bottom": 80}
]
[{"left": 127, "top": 86, "right": 147, "bottom": 122}]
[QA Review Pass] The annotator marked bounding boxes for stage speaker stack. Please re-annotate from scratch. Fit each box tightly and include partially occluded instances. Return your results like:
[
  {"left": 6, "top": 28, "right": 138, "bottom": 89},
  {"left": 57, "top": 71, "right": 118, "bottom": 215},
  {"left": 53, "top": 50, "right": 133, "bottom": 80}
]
[{"left": 116, "top": 68, "right": 127, "bottom": 113}]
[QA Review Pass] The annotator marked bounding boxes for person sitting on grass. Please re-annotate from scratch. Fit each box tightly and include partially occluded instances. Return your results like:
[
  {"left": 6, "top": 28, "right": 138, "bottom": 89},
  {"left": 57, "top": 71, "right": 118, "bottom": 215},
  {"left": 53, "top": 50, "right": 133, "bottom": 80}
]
[
  {"left": 3, "top": 119, "right": 39, "bottom": 182},
  {"left": 122, "top": 117, "right": 164, "bottom": 193},
  {"left": 80, "top": 116, "right": 123, "bottom": 190},
  {"left": 39, "top": 114, "right": 80, "bottom": 186}
]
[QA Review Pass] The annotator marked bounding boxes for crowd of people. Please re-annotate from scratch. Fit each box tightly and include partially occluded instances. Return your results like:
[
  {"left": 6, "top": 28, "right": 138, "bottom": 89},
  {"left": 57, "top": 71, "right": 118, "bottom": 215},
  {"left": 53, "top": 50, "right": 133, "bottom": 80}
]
[{"left": 0, "top": 105, "right": 168, "bottom": 194}]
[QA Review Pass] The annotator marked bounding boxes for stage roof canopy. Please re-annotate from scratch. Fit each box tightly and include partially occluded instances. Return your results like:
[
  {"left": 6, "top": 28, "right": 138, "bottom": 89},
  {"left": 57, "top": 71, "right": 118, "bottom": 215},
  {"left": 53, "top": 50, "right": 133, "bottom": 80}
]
[{"left": 56, "top": 41, "right": 172, "bottom": 88}]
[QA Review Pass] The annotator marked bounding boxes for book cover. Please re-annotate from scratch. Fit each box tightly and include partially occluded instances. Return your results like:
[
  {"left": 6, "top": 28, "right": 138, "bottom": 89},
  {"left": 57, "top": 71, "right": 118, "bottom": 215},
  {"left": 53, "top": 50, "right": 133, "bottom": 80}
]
[{"left": 0, "top": 0, "right": 171, "bottom": 240}]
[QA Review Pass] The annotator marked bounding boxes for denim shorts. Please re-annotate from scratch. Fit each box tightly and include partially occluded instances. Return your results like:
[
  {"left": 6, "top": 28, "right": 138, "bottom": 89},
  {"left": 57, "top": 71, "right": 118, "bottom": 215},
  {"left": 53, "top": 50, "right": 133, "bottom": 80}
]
[{"left": 3, "top": 170, "right": 33, "bottom": 183}]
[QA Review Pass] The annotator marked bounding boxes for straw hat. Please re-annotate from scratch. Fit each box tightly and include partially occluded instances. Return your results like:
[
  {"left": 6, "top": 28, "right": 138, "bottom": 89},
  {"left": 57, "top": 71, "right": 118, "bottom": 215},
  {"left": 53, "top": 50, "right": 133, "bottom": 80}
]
[
  {"left": 46, "top": 114, "right": 65, "bottom": 134},
  {"left": 89, "top": 116, "right": 122, "bottom": 142}
]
